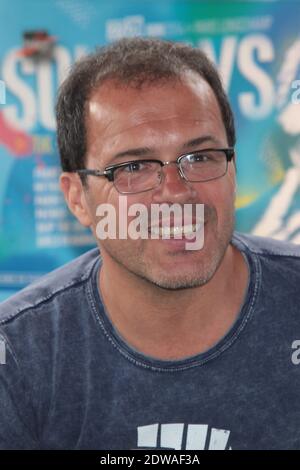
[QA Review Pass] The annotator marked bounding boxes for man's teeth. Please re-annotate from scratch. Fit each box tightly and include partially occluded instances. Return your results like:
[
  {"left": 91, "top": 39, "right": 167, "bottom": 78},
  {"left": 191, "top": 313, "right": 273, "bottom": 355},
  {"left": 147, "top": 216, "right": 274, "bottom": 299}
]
[{"left": 150, "top": 223, "right": 201, "bottom": 237}]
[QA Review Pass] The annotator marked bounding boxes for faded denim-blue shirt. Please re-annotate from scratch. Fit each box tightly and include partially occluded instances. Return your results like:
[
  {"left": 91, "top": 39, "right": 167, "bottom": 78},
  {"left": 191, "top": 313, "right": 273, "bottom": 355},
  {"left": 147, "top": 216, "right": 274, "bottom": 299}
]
[{"left": 1, "top": 232, "right": 300, "bottom": 450}]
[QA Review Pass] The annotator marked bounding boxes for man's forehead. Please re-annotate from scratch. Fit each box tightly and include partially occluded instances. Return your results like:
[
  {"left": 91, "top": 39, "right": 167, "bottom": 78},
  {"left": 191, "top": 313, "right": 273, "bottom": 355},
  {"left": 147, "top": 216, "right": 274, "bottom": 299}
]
[
  {"left": 86, "top": 113, "right": 223, "bottom": 161},
  {"left": 88, "top": 71, "right": 213, "bottom": 105},
  {"left": 86, "top": 75, "right": 221, "bottom": 140}
]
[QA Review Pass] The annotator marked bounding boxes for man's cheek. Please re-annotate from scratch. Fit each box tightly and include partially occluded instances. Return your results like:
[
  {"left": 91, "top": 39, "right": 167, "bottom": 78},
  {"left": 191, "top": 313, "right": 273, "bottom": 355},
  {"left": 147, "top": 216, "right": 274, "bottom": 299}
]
[{"left": 227, "top": 170, "right": 236, "bottom": 192}]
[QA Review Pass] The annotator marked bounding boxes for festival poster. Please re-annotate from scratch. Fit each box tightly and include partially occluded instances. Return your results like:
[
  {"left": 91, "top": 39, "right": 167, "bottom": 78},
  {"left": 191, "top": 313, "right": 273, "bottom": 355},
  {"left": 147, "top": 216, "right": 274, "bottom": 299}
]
[{"left": 0, "top": 0, "right": 299, "bottom": 300}]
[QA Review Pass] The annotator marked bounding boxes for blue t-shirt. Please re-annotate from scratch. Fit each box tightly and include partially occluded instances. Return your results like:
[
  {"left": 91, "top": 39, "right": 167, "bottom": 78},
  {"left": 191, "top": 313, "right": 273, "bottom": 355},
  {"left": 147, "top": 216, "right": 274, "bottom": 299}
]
[{"left": 0, "top": 232, "right": 300, "bottom": 450}]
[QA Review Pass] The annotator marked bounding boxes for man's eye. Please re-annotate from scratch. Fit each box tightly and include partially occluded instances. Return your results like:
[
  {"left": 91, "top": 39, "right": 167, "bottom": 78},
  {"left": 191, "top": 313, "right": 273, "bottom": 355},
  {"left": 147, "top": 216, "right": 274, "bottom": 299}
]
[
  {"left": 190, "top": 153, "right": 210, "bottom": 163},
  {"left": 123, "top": 162, "right": 147, "bottom": 173}
]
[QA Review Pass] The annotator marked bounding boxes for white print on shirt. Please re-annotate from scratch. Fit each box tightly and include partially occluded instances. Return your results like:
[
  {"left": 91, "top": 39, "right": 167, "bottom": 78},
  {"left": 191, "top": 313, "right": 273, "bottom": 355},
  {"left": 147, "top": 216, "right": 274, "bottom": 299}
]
[{"left": 137, "top": 423, "right": 232, "bottom": 450}]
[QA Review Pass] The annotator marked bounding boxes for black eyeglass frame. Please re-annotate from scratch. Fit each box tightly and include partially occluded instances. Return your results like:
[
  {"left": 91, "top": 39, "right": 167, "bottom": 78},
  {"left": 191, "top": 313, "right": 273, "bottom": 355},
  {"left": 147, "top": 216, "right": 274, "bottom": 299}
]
[{"left": 76, "top": 147, "right": 235, "bottom": 190}]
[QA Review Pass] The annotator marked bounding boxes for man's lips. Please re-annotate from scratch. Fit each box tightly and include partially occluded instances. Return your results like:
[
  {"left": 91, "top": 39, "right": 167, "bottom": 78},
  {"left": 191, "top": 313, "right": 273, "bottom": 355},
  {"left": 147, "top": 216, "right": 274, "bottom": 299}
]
[
  {"left": 147, "top": 219, "right": 205, "bottom": 238},
  {"left": 146, "top": 205, "right": 209, "bottom": 232},
  {"left": 148, "top": 216, "right": 205, "bottom": 229}
]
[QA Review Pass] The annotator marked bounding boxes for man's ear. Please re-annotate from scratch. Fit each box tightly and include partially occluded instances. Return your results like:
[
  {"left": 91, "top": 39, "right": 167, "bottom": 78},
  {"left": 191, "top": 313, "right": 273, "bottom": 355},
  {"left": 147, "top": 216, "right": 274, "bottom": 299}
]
[{"left": 60, "top": 172, "right": 92, "bottom": 227}]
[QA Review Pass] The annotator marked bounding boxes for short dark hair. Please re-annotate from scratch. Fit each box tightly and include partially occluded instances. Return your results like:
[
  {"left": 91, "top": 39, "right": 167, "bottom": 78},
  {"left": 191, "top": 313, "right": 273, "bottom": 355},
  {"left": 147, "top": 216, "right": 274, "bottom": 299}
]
[{"left": 56, "top": 37, "right": 236, "bottom": 182}]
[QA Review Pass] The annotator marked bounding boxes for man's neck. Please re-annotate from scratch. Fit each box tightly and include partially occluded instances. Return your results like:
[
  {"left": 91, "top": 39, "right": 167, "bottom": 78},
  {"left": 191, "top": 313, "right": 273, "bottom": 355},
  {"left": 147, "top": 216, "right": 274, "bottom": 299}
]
[{"left": 98, "top": 244, "right": 249, "bottom": 361}]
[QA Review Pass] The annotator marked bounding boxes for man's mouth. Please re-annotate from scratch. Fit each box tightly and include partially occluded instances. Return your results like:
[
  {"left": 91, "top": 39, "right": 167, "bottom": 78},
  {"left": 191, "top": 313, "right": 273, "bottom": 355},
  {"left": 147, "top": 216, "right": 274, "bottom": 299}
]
[{"left": 149, "top": 223, "right": 202, "bottom": 238}]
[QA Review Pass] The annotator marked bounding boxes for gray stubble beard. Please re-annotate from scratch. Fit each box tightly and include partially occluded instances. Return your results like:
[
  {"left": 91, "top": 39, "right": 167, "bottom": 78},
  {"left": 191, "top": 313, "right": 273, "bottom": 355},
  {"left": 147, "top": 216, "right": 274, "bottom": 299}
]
[{"left": 100, "top": 208, "right": 235, "bottom": 292}]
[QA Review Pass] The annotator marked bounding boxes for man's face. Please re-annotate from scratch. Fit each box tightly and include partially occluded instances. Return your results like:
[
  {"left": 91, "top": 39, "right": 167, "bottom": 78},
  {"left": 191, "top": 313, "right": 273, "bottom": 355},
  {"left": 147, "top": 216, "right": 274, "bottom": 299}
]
[{"left": 77, "top": 72, "right": 236, "bottom": 290}]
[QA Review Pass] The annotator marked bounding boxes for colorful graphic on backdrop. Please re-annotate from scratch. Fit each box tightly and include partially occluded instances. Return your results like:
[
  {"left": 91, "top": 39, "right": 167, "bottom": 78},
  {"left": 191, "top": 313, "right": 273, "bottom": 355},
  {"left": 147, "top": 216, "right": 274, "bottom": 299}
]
[{"left": 0, "top": 0, "right": 300, "bottom": 299}]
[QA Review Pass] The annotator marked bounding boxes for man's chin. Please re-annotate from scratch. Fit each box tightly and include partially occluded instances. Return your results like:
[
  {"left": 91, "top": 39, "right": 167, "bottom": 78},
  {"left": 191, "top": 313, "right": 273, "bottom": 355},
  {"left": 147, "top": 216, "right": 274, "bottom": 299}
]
[
  {"left": 142, "top": 235, "right": 231, "bottom": 291},
  {"left": 146, "top": 276, "right": 212, "bottom": 291},
  {"left": 139, "top": 262, "right": 217, "bottom": 291}
]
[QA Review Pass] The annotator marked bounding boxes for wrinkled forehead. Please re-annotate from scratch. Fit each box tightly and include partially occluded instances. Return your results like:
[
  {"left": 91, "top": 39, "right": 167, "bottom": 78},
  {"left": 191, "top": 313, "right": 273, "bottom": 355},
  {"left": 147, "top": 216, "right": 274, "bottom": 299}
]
[{"left": 85, "top": 73, "right": 226, "bottom": 163}]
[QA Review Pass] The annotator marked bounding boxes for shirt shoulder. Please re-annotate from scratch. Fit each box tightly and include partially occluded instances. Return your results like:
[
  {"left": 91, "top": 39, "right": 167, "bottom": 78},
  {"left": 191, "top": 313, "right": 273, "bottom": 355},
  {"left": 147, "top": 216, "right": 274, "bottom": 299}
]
[
  {"left": 233, "top": 231, "right": 300, "bottom": 259},
  {"left": 0, "top": 247, "right": 101, "bottom": 325}
]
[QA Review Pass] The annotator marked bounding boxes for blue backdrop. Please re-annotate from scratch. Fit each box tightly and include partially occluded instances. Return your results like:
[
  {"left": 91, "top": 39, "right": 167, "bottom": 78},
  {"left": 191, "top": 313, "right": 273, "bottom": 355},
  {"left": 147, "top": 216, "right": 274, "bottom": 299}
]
[{"left": 0, "top": 0, "right": 300, "bottom": 300}]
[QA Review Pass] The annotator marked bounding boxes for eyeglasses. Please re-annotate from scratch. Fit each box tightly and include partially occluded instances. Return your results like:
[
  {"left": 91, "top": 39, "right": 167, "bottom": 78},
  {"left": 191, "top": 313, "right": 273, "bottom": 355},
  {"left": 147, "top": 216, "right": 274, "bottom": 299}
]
[{"left": 76, "top": 147, "right": 234, "bottom": 194}]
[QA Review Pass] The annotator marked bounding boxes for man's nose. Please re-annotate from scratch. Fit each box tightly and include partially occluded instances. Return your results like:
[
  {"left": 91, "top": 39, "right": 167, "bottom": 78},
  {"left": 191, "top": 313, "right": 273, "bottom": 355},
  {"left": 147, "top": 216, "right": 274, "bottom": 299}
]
[{"left": 152, "top": 162, "right": 197, "bottom": 203}]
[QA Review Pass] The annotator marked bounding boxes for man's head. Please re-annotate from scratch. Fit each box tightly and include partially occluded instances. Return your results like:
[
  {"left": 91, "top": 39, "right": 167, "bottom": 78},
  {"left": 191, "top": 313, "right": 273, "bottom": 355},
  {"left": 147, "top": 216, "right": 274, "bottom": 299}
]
[{"left": 57, "top": 37, "right": 237, "bottom": 290}]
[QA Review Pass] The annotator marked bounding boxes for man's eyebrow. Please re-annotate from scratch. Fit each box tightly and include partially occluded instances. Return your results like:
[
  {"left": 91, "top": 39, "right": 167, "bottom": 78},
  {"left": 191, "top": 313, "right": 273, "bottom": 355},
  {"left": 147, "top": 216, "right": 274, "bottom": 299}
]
[
  {"left": 111, "top": 147, "right": 154, "bottom": 162},
  {"left": 181, "top": 135, "right": 222, "bottom": 150},
  {"left": 109, "top": 135, "right": 221, "bottom": 163}
]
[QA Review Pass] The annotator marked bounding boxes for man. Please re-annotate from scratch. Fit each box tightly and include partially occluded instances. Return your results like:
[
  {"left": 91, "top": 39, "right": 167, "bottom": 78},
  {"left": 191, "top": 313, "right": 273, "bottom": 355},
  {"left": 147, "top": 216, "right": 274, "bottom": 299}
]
[{"left": 0, "top": 37, "right": 300, "bottom": 450}]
